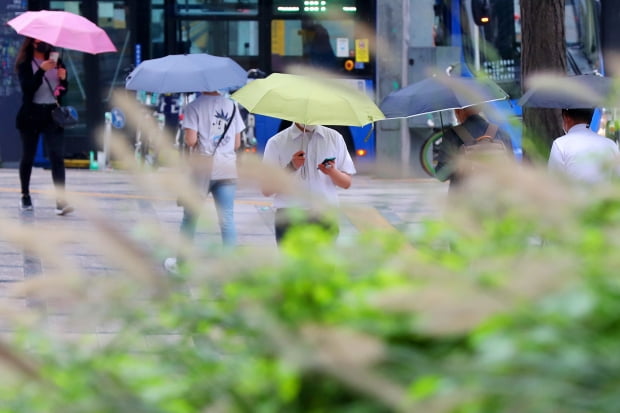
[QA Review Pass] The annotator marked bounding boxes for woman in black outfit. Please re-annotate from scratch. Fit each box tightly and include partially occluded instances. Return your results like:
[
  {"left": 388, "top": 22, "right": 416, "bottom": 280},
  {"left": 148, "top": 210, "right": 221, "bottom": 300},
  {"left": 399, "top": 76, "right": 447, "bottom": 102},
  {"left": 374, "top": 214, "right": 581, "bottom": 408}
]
[{"left": 15, "top": 37, "right": 73, "bottom": 215}]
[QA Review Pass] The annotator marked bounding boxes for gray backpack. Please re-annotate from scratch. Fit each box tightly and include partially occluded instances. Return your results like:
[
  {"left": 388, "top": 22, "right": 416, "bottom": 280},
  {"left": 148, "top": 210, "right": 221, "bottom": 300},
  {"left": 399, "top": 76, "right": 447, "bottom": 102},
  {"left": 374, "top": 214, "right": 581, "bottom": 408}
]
[{"left": 454, "top": 123, "right": 508, "bottom": 173}]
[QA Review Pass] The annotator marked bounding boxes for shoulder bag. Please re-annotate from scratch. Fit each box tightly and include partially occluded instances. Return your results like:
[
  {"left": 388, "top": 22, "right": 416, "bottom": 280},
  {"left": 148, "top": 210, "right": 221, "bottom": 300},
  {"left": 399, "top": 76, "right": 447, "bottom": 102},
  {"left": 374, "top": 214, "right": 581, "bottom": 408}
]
[
  {"left": 179, "top": 102, "right": 237, "bottom": 206},
  {"left": 34, "top": 59, "right": 78, "bottom": 128}
]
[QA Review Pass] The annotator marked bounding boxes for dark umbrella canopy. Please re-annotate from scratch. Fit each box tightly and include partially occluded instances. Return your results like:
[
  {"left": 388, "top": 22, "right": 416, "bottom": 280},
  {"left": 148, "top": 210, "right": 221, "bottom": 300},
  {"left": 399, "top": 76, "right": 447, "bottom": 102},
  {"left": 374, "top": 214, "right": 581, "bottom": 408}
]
[
  {"left": 518, "top": 74, "right": 613, "bottom": 109},
  {"left": 380, "top": 75, "right": 509, "bottom": 119}
]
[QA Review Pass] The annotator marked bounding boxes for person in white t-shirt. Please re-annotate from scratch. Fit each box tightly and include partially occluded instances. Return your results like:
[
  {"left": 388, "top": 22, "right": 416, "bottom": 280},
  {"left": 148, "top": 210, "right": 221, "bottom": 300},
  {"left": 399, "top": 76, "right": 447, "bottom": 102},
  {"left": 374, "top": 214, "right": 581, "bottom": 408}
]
[
  {"left": 548, "top": 108, "right": 619, "bottom": 183},
  {"left": 262, "top": 122, "right": 356, "bottom": 244},
  {"left": 164, "top": 91, "right": 245, "bottom": 273}
]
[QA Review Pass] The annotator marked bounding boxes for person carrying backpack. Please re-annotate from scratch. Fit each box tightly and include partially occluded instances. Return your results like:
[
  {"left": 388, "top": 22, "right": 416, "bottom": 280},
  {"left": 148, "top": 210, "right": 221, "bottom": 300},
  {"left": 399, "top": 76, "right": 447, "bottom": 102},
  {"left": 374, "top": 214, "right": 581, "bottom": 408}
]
[{"left": 434, "top": 106, "right": 513, "bottom": 191}]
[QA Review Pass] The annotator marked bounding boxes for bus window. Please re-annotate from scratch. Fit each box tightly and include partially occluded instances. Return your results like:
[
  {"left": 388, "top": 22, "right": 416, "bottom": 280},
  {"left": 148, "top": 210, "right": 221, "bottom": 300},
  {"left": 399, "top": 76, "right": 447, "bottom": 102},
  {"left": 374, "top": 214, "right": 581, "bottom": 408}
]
[
  {"left": 175, "top": 0, "right": 258, "bottom": 15},
  {"left": 460, "top": 0, "right": 521, "bottom": 97},
  {"left": 565, "top": 0, "right": 602, "bottom": 75},
  {"left": 433, "top": 0, "right": 451, "bottom": 47},
  {"left": 177, "top": 20, "right": 259, "bottom": 69},
  {"left": 271, "top": 17, "right": 370, "bottom": 76},
  {"left": 460, "top": 0, "right": 602, "bottom": 98}
]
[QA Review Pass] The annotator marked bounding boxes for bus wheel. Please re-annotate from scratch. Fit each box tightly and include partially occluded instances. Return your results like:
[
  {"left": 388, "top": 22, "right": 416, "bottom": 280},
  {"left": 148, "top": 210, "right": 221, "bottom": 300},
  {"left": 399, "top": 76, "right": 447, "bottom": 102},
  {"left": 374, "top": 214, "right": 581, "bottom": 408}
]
[{"left": 420, "top": 131, "right": 443, "bottom": 177}]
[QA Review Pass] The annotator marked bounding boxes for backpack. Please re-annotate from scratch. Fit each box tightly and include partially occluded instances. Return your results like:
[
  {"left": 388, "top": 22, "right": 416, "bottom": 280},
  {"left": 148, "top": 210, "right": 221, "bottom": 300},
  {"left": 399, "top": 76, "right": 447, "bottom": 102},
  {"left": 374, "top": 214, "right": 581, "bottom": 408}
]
[{"left": 454, "top": 123, "right": 508, "bottom": 174}]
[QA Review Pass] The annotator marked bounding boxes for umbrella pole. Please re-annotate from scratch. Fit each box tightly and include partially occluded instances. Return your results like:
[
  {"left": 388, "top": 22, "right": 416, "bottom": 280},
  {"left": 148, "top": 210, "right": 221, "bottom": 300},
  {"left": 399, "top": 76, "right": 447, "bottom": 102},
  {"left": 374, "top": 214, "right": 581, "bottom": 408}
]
[{"left": 177, "top": 93, "right": 189, "bottom": 151}]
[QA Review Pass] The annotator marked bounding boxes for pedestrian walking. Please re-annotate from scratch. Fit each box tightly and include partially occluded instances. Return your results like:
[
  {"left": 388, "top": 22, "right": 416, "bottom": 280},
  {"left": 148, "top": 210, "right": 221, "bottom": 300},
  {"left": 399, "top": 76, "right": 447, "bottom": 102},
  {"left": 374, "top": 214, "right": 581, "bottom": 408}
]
[
  {"left": 434, "top": 106, "right": 513, "bottom": 191},
  {"left": 262, "top": 122, "right": 356, "bottom": 245},
  {"left": 548, "top": 108, "right": 619, "bottom": 183},
  {"left": 164, "top": 91, "right": 245, "bottom": 274},
  {"left": 15, "top": 37, "right": 73, "bottom": 215}
]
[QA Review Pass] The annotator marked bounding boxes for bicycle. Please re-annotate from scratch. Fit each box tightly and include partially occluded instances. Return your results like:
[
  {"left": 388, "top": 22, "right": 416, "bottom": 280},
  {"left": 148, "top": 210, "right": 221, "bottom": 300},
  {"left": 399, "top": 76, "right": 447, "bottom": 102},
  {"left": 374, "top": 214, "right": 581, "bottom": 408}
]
[
  {"left": 419, "top": 129, "right": 444, "bottom": 177},
  {"left": 135, "top": 108, "right": 164, "bottom": 168}
]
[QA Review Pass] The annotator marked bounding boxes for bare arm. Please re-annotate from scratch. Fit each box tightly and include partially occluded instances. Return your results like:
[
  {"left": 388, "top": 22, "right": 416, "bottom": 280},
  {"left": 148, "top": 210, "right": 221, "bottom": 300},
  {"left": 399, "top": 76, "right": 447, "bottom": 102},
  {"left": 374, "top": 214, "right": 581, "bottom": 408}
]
[
  {"left": 262, "top": 150, "right": 305, "bottom": 197},
  {"left": 331, "top": 170, "right": 352, "bottom": 189},
  {"left": 235, "top": 132, "right": 241, "bottom": 151},
  {"left": 184, "top": 128, "right": 198, "bottom": 148},
  {"left": 318, "top": 161, "right": 352, "bottom": 189},
  {"left": 262, "top": 186, "right": 274, "bottom": 197}
]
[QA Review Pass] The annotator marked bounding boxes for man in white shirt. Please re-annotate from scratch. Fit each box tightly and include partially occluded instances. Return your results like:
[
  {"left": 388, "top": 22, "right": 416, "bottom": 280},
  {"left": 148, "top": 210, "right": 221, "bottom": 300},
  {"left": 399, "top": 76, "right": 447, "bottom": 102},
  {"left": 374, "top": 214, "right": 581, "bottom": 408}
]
[
  {"left": 262, "top": 123, "right": 356, "bottom": 244},
  {"left": 548, "top": 108, "right": 619, "bottom": 183}
]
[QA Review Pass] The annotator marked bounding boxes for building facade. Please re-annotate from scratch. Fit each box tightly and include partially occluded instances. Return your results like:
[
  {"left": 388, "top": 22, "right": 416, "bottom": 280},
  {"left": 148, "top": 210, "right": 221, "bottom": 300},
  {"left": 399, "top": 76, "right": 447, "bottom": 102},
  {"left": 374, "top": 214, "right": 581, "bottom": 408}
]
[{"left": 1, "top": 0, "right": 375, "bottom": 165}]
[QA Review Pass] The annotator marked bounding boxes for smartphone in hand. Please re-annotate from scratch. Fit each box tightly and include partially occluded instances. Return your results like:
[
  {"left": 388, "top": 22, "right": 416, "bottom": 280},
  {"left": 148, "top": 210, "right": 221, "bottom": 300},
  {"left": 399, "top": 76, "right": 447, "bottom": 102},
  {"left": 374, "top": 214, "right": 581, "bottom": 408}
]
[
  {"left": 49, "top": 51, "right": 59, "bottom": 64},
  {"left": 319, "top": 157, "right": 336, "bottom": 169}
]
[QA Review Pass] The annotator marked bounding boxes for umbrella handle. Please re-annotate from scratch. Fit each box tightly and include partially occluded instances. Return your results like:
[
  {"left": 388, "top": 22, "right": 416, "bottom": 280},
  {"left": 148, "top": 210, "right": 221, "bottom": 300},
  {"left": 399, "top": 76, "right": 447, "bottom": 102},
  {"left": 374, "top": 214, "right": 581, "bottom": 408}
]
[{"left": 363, "top": 123, "right": 375, "bottom": 143}]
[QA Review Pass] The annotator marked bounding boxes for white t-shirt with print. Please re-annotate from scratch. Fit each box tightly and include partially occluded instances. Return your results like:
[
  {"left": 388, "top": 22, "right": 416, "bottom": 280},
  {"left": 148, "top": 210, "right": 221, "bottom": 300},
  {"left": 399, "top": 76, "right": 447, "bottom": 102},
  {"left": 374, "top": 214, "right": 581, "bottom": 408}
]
[
  {"left": 183, "top": 93, "right": 245, "bottom": 180},
  {"left": 263, "top": 124, "right": 356, "bottom": 209}
]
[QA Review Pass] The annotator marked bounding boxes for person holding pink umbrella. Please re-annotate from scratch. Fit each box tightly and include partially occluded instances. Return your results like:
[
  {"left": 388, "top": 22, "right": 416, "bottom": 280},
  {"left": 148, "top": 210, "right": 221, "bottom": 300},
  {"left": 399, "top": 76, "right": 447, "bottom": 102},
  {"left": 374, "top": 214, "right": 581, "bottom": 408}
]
[
  {"left": 8, "top": 9, "right": 116, "bottom": 215},
  {"left": 14, "top": 37, "right": 73, "bottom": 215}
]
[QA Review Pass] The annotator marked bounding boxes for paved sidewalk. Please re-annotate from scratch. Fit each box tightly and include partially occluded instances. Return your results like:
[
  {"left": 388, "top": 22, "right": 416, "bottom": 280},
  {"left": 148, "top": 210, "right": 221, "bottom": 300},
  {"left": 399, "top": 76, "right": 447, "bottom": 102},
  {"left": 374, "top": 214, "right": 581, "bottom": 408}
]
[
  {"left": 0, "top": 167, "right": 447, "bottom": 339},
  {"left": 0, "top": 166, "right": 447, "bottom": 269}
]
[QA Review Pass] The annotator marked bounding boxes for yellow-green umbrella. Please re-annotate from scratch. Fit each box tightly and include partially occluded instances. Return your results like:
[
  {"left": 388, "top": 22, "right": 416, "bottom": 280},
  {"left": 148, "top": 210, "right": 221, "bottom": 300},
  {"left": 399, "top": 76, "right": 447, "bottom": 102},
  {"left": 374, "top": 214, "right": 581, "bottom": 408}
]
[{"left": 231, "top": 73, "right": 385, "bottom": 126}]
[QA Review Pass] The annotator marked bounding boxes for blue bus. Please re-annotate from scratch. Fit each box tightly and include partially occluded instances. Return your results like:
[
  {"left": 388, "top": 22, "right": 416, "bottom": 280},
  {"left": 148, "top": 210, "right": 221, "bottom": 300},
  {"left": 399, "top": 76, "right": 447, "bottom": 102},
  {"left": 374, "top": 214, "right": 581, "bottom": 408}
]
[{"left": 379, "top": 0, "right": 604, "bottom": 175}]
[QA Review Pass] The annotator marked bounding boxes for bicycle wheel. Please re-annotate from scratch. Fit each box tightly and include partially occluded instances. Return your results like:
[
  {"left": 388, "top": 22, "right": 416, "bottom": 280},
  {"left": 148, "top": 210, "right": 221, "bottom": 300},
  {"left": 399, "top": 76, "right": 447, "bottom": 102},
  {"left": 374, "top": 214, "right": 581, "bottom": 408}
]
[{"left": 420, "top": 131, "right": 443, "bottom": 177}]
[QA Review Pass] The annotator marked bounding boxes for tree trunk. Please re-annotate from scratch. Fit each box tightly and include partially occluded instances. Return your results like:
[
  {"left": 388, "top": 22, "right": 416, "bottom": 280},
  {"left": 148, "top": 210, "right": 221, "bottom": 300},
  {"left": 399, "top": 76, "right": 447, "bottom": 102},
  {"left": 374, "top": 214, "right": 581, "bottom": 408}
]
[{"left": 520, "top": 0, "right": 566, "bottom": 162}]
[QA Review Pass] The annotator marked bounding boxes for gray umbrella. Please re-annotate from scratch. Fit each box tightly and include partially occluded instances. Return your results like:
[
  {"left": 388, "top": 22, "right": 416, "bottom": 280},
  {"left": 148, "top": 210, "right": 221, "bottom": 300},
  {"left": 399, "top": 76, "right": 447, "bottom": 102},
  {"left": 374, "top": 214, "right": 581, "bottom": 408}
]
[
  {"left": 380, "top": 75, "right": 509, "bottom": 119},
  {"left": 518, "top": 74, "right": 613, "bottom": 109},
  {"left": 125, "top": 53, "right": 247, "bottom": 93}
]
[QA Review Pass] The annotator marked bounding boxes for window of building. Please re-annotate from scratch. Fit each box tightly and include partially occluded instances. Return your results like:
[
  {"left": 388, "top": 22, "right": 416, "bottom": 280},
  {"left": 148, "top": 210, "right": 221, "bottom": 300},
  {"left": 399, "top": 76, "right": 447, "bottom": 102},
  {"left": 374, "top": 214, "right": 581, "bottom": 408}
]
[
  {"left": 175, "top": 0, "right": 258, "bottom": 16},
  {"left": 271, "top": 17, "right": 370, "bottom": 76},
  {"left": 151, "top": 1, "right": 165, "bottom": 58},
  {"left": 177, "top": 19, "right": 259, "bottom": 68}
]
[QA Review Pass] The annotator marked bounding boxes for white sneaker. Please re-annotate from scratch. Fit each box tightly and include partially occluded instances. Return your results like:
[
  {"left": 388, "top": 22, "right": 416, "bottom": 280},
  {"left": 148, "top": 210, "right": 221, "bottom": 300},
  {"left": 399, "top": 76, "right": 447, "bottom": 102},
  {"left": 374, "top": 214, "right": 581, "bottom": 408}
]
[
  {"left": 55, "top": 202, "right": 74, "bottom": 216},
  {"left": 163, "top": 257, "right": 179, "bottom": 275}
]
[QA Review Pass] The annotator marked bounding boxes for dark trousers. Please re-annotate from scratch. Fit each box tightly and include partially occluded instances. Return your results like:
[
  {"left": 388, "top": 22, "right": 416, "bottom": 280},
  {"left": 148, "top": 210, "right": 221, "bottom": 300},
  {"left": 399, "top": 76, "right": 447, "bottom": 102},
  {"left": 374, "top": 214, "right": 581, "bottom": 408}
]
[
  {"left": 19, "top": 105, "right": 65, "bottom": 196},
  {"left": 274, "top": 208, "right": 339, "bottom": 245}
]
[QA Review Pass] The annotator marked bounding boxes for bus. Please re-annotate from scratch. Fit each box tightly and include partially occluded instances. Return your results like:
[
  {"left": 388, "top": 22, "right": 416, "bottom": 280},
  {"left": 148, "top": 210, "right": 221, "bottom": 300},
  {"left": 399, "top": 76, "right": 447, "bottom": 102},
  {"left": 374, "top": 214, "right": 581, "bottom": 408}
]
[{"left": 407, "top": 0, "right": 604, "bottom": 175}]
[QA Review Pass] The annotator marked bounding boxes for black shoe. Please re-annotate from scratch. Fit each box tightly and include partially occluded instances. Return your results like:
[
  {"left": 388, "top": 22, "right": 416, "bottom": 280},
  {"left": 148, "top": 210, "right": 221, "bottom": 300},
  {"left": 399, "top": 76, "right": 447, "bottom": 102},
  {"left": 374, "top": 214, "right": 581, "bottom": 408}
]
[
  {"left": 55, "top": 202, "right": 74, "bottom": 216},
  {"left": 20, "top": 195, "right": 33, "bottom": 211}
]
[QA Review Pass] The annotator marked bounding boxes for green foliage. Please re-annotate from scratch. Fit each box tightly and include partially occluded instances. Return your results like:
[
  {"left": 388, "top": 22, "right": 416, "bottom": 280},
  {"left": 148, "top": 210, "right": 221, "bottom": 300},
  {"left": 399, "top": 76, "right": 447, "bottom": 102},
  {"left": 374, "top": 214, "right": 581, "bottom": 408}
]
[{"left": 3, "top": 175, "right": 620, "bottom": 412}]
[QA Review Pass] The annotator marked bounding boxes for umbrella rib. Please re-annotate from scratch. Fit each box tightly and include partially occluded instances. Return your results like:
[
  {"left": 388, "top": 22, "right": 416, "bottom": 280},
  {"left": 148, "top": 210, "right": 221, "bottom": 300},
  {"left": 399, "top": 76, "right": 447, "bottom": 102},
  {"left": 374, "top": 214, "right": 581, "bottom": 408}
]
[
  {"left": 247, "top": 89, "right": 297, "bottom": 123},
  {"left": 341, "top": 94, "right": 368, "bottom": 125}
]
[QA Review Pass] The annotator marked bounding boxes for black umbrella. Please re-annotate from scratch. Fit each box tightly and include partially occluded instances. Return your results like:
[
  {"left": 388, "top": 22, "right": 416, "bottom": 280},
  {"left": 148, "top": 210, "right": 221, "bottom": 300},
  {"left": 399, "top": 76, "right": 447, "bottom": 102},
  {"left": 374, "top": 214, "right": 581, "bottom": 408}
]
[
  {"left": 518, "top": 74, "right": 613, "bottom": 109},
  {"left": 379, "top": 75, "right": 509, "bottom": 119}
]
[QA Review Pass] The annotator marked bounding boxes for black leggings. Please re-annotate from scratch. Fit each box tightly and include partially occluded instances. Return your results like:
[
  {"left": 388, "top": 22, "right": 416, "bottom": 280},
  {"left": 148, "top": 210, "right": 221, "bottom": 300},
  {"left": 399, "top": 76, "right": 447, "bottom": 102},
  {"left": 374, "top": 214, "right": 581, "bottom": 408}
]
[{"left": 19, "top": 106, "right": 65, "bottom": 196}]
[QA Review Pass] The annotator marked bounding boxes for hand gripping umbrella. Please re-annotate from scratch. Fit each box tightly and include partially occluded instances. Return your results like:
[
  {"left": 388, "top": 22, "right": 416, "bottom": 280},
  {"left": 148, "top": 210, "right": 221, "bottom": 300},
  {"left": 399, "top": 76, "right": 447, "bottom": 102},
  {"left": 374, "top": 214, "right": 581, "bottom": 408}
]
[{"left": 7, "top": 10, "right": 116, "bottom": 54}]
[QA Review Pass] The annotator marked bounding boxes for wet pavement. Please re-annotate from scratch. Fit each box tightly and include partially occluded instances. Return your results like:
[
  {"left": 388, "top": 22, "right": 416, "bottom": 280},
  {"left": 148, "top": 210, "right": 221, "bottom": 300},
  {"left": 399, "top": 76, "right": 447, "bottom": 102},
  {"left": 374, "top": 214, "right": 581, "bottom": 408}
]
[{"left": 0, "top": 166, "right": 447, "bottom": 340}]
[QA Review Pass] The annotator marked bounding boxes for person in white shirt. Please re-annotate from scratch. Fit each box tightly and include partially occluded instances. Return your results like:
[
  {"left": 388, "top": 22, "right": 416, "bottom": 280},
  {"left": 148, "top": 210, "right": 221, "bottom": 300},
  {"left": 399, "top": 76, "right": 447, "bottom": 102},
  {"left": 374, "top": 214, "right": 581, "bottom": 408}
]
[
  {"left": 164, "top": 91, "right": 245, "bottom": 274},
  {"left": 548, "top": 108, "right": 619, "bottom": 183},
  {"left": 262, "top": 123, "right": 356, "bottom": 244}
]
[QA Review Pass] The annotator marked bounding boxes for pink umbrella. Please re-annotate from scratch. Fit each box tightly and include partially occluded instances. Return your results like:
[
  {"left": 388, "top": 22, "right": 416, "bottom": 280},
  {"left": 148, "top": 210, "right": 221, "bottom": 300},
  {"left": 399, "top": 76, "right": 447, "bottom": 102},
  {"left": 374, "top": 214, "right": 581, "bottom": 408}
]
[{"left": 7, "top": 10, "right": 116, "bottom": 54}]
